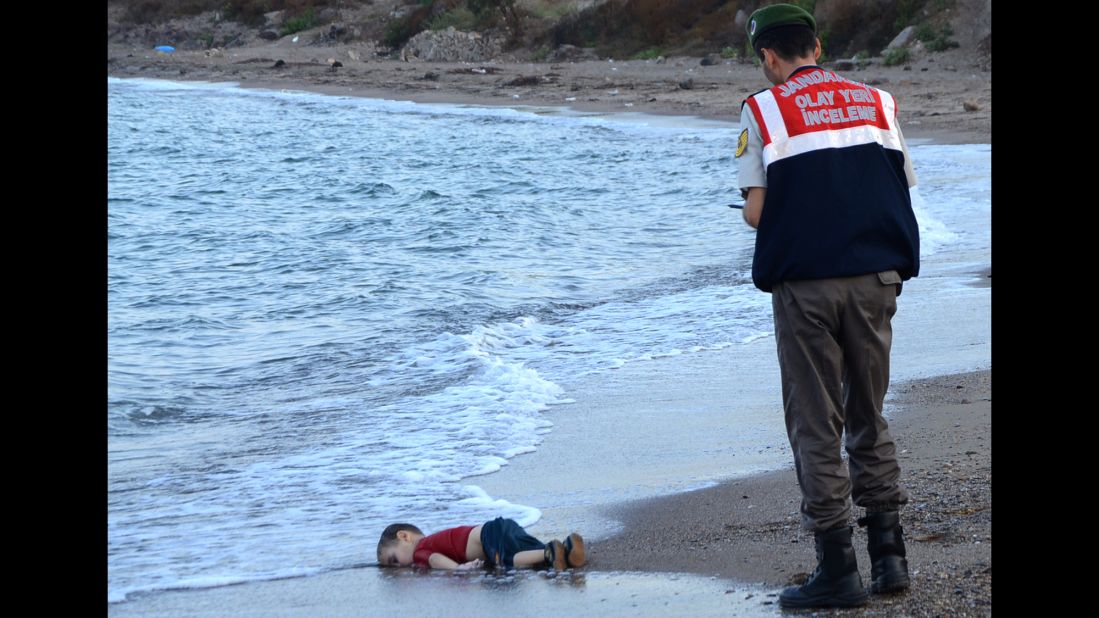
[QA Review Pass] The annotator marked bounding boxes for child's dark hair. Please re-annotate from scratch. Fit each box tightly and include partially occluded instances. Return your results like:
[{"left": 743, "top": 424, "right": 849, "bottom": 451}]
[
  {"left": 753, "top": 24, "right": 818, "bottom": 62},
  {"left": 376, "top": 523, "right": 423, "bottom": 564}
]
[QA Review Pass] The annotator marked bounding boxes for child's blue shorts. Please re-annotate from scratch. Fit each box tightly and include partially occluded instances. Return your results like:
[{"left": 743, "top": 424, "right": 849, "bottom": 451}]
[{"left": 480, "top": 517, "right": 545, "bottom": 568}]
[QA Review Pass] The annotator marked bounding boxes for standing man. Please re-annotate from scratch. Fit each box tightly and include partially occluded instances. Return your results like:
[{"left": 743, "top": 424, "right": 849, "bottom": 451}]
[{"left": 736, "top": 4, "right": 920, "bottom": 610}]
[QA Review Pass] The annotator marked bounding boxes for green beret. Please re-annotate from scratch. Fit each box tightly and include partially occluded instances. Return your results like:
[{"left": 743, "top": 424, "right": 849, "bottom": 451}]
[{"left": 747, "top": 3, "right": 817, "bottom": 47}]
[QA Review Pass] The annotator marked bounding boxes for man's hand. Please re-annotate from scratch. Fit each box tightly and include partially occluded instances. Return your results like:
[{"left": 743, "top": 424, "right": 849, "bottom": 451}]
[{"left": 744, "top": 187, "right": 766, "bottom": 229}]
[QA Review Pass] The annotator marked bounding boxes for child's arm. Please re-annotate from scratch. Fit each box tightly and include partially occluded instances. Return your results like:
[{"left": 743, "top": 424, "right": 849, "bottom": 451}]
[{"left": 427, "top": 554, "right": 483, "bottom": 570}]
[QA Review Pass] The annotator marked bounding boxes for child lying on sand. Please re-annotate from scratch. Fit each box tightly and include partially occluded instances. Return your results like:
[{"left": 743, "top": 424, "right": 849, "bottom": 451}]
[{"left": 377, "top": 516, "right": 586, "bottom": 571}]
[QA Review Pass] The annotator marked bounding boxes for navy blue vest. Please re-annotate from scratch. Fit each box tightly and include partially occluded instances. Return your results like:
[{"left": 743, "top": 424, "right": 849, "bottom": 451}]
[{"left": 744, "top": 66, "right": 920, "bottom": 292}]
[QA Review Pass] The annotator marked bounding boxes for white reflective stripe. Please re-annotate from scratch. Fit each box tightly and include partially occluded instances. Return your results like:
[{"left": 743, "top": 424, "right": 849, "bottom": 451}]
[
  {"left": 770, "top": 123, "right": 903, "bottom": 164},
  {"left": 752, "top": 90, "right": 787, "bottom": 169},
  {"left": 878, "top": 89, "right": 897, "bottom": 132},
  {"left": 756, "top": 88, "right": 905, "bottom": 167},
  {"left": 869, "top": 88, "right": 904, "bottom": 152}
]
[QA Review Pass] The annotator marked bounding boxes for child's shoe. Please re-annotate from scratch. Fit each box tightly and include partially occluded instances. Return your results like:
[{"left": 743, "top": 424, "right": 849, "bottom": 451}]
[
  {"left": 544, "top": 540, "right": 567, "bottom": 571},
  {"left": 564, "top": 532, "right": 586, "bottom": 568}
]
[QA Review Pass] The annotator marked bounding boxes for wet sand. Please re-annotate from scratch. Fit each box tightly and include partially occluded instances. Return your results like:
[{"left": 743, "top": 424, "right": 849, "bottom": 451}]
[
  {"left": 108, "top": 568, "right": 784, "bottom": 617},
  {"left": 107, "top": 41, "right": 991, "bottom": 145},
  {"left": 594, "top": 369, "right": 992, "bottom": 616},
  {"left": 107, "top": 366, "right": 991, "bottom": 617}
]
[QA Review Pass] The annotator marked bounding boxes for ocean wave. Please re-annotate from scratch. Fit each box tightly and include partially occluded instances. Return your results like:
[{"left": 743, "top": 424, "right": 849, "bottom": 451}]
[{"left": 911, "top": 188, "right": 959, "bottom": 257}]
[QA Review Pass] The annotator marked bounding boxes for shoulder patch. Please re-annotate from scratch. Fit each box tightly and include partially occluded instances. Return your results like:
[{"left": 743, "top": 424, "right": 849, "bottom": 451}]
[{"left": 735, "top": 128, "right": 749, "bottom": 158}]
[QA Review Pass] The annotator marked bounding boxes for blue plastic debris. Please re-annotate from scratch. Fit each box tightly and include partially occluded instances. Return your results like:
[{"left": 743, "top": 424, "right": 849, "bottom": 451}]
[{"left": 154, "top": 45, "right": 176, "bottom": 53}]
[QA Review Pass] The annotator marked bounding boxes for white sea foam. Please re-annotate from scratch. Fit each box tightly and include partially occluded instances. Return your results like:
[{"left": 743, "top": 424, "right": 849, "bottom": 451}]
[
  {"left": 107, "top": 76, "right": 241, "bottom": 91},
  {"left": 455, "top": 486, "right": 542, "bottom": 527},
  {"left": 911, "top": 188, "right": 959, "bottom": 256}
]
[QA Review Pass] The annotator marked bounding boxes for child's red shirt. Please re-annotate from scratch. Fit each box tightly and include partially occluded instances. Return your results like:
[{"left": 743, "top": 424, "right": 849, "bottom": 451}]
[{"left": 413, "top": 525, "right": 475, "bottom": 567}]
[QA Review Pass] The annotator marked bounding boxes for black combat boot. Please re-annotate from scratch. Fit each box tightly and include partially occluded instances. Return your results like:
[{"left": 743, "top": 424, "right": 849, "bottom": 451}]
[
  {"left": 857, "top": 510, "right": 910, "bottom": 593},
  {"left": 779, "top": 525, "right": 868, "bottom": 608}
]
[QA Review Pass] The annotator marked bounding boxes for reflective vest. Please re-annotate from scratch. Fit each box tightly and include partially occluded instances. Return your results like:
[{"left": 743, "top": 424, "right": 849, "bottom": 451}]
[{"left": 745, "top": 66, "right": 920, "bottom": 293}]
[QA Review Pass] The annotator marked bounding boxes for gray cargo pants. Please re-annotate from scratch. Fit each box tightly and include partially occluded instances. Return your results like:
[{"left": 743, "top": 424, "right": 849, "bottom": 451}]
[{"left": 771, "top": 271, "right": 910, "bottom": 532}]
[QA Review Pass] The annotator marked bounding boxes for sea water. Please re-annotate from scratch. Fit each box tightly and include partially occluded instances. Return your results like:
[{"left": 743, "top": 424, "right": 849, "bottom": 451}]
[{"left": 107, "top": 77, "right": 990, "bottom": 603}]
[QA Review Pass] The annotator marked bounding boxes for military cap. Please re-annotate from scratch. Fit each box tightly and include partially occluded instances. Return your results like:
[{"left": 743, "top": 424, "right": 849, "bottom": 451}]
[{"left": 747, "top": 3, "right": 817, "bottom": 47}]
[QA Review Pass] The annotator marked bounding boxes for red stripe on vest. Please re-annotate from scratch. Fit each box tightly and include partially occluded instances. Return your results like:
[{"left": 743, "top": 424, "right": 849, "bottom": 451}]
[
  {"left": 745, "top": 97, "right": 771, "bottom": 147},
  {"left": 771, "top": 70, "right": 890, "bottom": 137}
]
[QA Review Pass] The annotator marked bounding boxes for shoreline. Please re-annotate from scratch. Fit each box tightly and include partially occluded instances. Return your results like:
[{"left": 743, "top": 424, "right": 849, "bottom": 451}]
[
  {"left": 235, "top": 77, "right": 989, "bottom": 146},
  {"left": 108, "top": 43, "right": 991, "bottom": 145},
  {"left": 108, "top": 368, "right": 990, "bottom": 617},
  {"left": 592, "top": 369, "right": 991, "bottom": 616}
]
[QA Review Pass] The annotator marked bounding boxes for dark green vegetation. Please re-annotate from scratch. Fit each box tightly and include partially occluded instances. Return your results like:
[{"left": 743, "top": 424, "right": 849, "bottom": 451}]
[
  {"left": 118, "top": 0, "right": 335, "bottom": 27},
  {"left": 883, "top": 46, "right": 911, "bottom": 67},
  {"left": 280, "top": 6, "right": 316, "bottom": 36},
  {"left": 110, "top": 0, "right": 969, "bottom": 60},
  {"left": 916, "top": 23, "right": 959, "bottom": 52}
]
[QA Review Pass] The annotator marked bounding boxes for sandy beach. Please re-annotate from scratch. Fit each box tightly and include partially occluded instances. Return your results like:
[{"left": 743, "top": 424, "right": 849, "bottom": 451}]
[
  {"left": 108, "top": 363, "right": 991, "bottom": 617},
  {"left": 107, "top": 39, "right": 991, "bottom": 145},
  {"left": 473, "top": 274, "right": 991, "bottom": 616},
  {"left": 593, "top": 369, "right": 992, "bottom": 616},
  {"left": 108, "top": 38, "right": 991, "bottom": 615}
]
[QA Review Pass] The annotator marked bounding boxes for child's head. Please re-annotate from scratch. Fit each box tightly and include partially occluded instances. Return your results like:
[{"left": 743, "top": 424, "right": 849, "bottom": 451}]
[{"left": 376, "top": 523, "right": 423, "bottom": 567}]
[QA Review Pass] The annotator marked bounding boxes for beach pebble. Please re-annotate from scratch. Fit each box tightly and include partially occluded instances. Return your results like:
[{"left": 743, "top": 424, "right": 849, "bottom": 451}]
[{"left": 963, "top": 100, "right": 981, "bottom": 112}]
